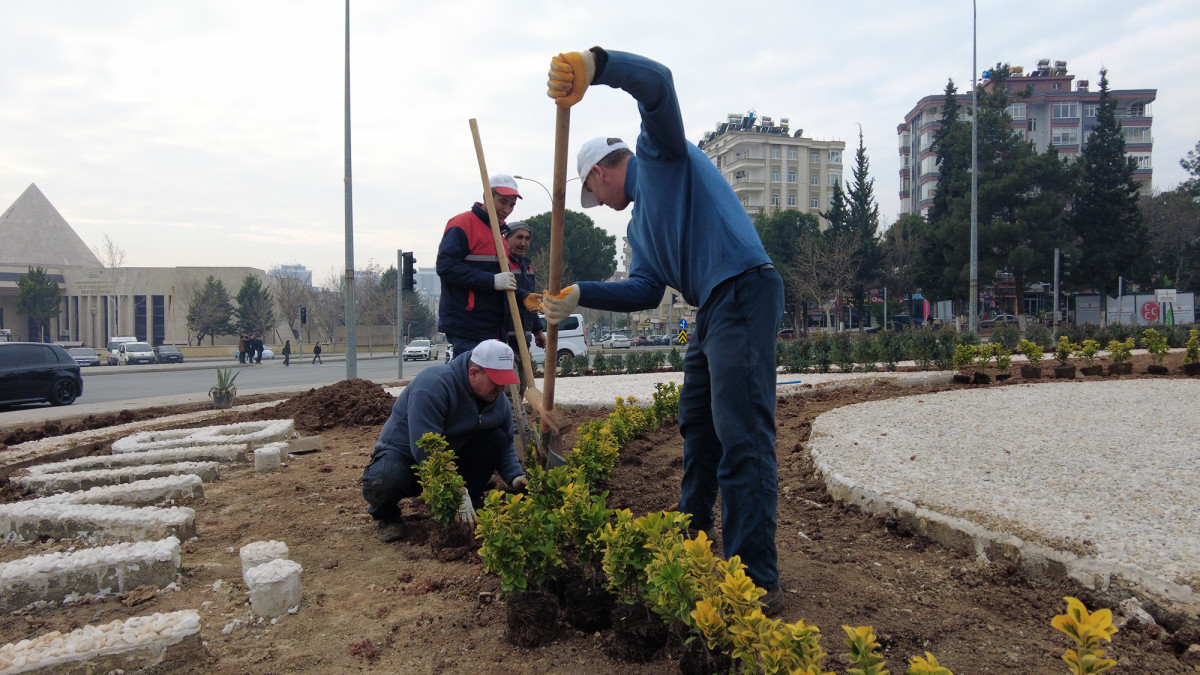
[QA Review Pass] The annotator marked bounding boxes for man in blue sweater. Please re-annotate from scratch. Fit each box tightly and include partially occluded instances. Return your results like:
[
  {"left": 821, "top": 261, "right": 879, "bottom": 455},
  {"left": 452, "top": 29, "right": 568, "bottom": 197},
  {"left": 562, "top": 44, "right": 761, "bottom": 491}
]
[
  {"left": 361, "top": 340, "right": 529, "bottom": 542},
  {"left": 543, "top": 48, "right": 786, "bottom": 615}
]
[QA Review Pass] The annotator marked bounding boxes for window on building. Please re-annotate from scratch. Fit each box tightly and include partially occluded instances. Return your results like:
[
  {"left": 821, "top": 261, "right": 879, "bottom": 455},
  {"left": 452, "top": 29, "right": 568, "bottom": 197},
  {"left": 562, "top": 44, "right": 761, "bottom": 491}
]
[
  {"left": 1051, "top": 82, "right": 1062, "bottom": 90},
  {"left": 1006, "top": 102, "right": 1027, "bottom": 120},
  {"left": 771, "top": 146, "right": 781, "bottom": 159},
  {"left": 1129, "top": 102, "right": 1146, "bottom": 117},
  {"left": 920, "top": 156, "right": 937, "bottom": 175},
  {"left": 919, "top": 131, "right": 932, "bottom": 151},
  {"left": 1028, "top": 118, "right": 1037, "bottom": 132},
  {"left": 810, "top": 150, "right": 820, "bottom": 163},
  {"left": 1123, "top": 126, "right": 1151, "bottom": 143},
  {"left": 829, "top": 173, "right": 841, "bottom": 188},
  {"left": 1128, "top": 153, "right": 1152, "bottom": 170},
  {"left": 1052, "top": 101, "right": 1079, "bottom": 119},
  {"left": 1083, "top": 104, "right": 1098, "bottom": 118},
  {"left": 810, "top": 197, "right": 819, "bottom": 208},
  {"left": 788, "top": 171, "right": 796, "bottom": 182},
  {"left": 771, "top": 194, "right": 780, "bottom": 206},
  {"left": 810, "top": 173, "right": 819, "bottom": 186},
  {"left": 827, "top": 194, "right": 836, "bottom": 207},
  {"left": 771, "top": 170, "right": 780, "bottom": 182},
  {"left": 902, "top": 155, "right": 910, "bottom": 167},
  {"left": 920, "top": 182, "right": 935, "bottom": 201},
  {"left": 787, "top": 194, "right": 796, "bottom": 206},
  {"left": 900, "top": 133, "right": 910, "bottom": 149},
  {"left": 1052, "top": 128, "right": 1079, "bottom": 145},
  {"left": 788, "top": 147, "right": 798, "bottom": 160},
  {"left": 901, "top": 178, "right": 910, "bottom": 192},
  {"left": 829, "top": 150, "right": 842, "bottom": 163}
]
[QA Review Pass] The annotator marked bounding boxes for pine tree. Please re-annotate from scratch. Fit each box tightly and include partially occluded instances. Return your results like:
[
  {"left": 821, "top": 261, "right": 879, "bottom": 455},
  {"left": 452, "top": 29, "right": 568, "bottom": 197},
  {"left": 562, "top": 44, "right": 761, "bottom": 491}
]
[
  {"left": 842, "top": 128, "right": 883, "bottom": 329},
  {"left": 186, "top": 276, "right": 235, "bottom": 345},
  {"left": 235, "top": 275, "right": 278, "bottom": 338},
  {"left": 17, "top": 266, "right": 61, "bottom": 342},
  {"left": 1067, "top": 69, "right": 1148, "bottom": 299}
]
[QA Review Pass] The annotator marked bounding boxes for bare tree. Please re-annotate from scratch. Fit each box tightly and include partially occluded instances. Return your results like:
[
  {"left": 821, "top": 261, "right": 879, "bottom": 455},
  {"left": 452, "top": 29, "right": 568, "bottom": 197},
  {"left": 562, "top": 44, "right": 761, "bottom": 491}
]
[
  {"left": 92, "top": 233, "right": 126, "bottom": 335},
  {"left": 785, "top": 232, "right": 860, "bottom": 331},
  {"left": 268, "top": 266, "right": 313, "bottom": 341},
  {"left": 530, "top": 248, "right": 574, "bottom": 294},
  {"left": 311, "top": 269, "right": 345, "bottom": 344}
]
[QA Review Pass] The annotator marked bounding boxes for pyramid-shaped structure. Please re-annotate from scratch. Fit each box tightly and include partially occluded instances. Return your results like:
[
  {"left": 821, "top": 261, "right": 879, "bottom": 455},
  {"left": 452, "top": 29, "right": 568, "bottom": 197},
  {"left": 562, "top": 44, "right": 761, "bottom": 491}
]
[{"left": 0, "top": 183, "right": 102, "bottom": 268}]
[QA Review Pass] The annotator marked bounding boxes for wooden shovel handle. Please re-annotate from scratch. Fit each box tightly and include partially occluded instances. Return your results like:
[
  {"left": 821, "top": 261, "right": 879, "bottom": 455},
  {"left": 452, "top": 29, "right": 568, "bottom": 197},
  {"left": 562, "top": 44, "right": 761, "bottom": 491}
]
[{"left": 543, "top": 106, "right": 570, "bottom": 407}]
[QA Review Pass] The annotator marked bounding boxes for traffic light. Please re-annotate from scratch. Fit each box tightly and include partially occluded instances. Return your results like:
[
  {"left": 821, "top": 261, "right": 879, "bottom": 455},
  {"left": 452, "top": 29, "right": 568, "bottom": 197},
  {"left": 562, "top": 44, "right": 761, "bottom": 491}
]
[
  {"left": 670, "top": 293, "right": 677, "bottom": 305},
  {"left": 300, "top": 306, "right": 307, "bottom": 325},
  {"left": 402, "top": 252, "right": 416, "bottom": 291}
]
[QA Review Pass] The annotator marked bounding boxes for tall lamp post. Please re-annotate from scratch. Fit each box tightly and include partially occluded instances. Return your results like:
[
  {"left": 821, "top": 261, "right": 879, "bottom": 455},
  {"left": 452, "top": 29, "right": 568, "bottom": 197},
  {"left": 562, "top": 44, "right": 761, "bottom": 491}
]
[
  {"left": 342, "top": 0, "right": 358, "bottom": 378},
  {"left": 968, "top": 0, "right": 979, "bottom": 334}
]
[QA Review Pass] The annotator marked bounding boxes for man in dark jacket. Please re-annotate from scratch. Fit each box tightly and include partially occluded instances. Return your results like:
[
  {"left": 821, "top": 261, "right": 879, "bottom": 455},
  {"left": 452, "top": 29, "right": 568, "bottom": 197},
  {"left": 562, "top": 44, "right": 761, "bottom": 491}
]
[
  {"left": 361, "top": 340, "right": 529, "bottom": 542},
  {"left": 437, "top": 175, "right": 537, "bottom": 356},
  {"left": 501, "top": 221, "right": 545, "bottom": 390}
]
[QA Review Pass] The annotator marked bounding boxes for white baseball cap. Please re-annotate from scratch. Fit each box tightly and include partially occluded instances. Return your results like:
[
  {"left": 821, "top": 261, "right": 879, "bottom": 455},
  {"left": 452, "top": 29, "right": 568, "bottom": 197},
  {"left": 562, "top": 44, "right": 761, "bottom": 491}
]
[
  {"left": 490, "top": 174, "right": 522, "bottom": 199},
  {"left": 577, "top": 137, "right": 631, "bottom": 208},
  {"left": 469, "top": 340, "right": 520, "bottom": 385}
]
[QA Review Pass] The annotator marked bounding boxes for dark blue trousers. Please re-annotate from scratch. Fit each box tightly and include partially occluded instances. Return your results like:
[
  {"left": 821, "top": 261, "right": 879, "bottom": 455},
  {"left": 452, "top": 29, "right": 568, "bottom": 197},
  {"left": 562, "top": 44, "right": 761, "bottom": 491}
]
[
  {"left": 678, "top": 266, "right": 783, "bottom": 591},
  {"left": 361, "top": 427, "right": 507, "bottom": 523}
]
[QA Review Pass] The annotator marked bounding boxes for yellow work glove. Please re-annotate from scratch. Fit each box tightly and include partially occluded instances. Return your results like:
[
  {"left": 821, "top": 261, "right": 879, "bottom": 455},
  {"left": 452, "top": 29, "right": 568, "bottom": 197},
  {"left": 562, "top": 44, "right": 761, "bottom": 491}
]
[
  {"left": 540, "top": 285, "right": 580, "bottom": 325},
  {"left": 547, "top": 50, "right": 595, "bottom": 108},
  {"left": 522, "top": 292, "right": 543, "bottom": 313}
]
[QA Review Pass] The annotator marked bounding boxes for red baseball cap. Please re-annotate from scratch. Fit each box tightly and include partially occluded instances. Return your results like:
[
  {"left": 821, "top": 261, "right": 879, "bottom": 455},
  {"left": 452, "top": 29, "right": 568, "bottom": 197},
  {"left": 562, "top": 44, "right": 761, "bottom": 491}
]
[
  {"left": 490, "top": 174, "right": 522, "bottom": 199},
  {"left": 469, "top": 340, "right": 521, "bottom": 386}
]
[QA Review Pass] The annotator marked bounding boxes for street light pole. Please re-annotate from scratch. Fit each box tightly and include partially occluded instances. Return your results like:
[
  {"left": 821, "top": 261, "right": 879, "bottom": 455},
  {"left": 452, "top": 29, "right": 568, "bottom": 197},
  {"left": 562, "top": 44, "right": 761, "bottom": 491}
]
[{"left": 968, "top": 0, "right": 979, "bottom": 335}]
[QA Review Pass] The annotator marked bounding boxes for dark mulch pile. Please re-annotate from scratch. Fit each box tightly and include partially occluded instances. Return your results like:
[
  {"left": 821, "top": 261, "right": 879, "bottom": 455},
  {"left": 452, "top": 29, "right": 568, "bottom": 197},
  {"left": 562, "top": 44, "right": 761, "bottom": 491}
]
[{"left": 234, "top": 378, "right": 396, "bottom": 432}]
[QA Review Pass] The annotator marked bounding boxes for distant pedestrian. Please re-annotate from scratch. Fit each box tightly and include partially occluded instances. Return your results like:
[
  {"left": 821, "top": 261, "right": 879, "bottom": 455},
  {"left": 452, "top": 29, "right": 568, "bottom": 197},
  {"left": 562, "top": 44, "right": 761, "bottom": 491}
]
[
  {"left": 237, "top": 336, "right": 247, "bottom": 363},
  {"left": 282, "top": 340, "right": 292, "bottom": 366},
  {"left": 254, "top": 336, "right": 264, "bottom": 364},
  {"left": 312, "top": 342, "right": 323, "bottom": 364}
]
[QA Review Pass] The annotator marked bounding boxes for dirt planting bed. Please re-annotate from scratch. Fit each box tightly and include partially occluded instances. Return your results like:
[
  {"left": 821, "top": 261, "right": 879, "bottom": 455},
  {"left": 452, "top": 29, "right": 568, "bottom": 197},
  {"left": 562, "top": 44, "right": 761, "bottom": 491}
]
[{"left": 0, "top": 353, "right": 1197, "bottom": 673}]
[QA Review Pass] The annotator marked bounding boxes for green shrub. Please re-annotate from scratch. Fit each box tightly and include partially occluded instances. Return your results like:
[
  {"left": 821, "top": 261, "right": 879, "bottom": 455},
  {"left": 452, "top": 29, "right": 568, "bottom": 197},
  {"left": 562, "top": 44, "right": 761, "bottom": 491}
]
[
  {"left": 811, "top": 333, "right": 833, "bottom": 373},
  {"left": 990, "top": 325, "right": 1021, "bottom": 351},
  {"left": 667, "top": 347, "right": 684, "bottom": 371},
  {"left": 414, "top": 433, "right": 465, "bottom": 528},
  {"left": 851, "top": 333, "right": 880, "bottom": 372},
  {"left": 1025, "top": 325, "right": 1053, "bottom": 349},
  {"left": 592, "top": 350, "right": 609, "bottom": 375},
  {"left": 878, "top": 330, "right": 904, "bottom": 371},
  {"left": 906, "top": 330, "right": 936, "bottom": 370},
  {"left": 932, "top": 328, "right": 957, "bottom": 370},
  {"left": 831, "top": 332, "right": 856, "bottom": 372}
]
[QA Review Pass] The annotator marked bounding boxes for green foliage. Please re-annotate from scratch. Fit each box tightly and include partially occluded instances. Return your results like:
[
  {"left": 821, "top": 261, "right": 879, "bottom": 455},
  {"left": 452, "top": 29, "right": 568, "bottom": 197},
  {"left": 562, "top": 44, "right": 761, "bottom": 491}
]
[
  {"left": 414, "top": 434, "right": 465, "bottom": 528},
  {"left": 811, "top": 333, "right": 833, "bottom": 373},
  {"left": 1185, "top": 329, "right": 1199, "bottom": 364},
  {"left": 831, "top": 332, "right": 856, "bottom": 372},
  {"left": 1076, "top": 339, "right": 1101, "bottom": 367},
  {"left": 952, "top": 344, "right": 976, "bottom": 371},
  {"left": 878, "top": 331, "right": 904, "bottom": 372},
  {"left": 667, "top": 347, "right": 684, "bottom": 371},
  {"left": 1141, "top": 328, "right": 1169, "bottom": 364},
  {"left": 651, "top": 381, "right": 680, "bottom": 421},
  {"left": 1025, "top": 325, "right": 1054, "bottom": 349},
  {"left": 973, "top": 343, "right": 995, "bottom": 370},
  {"left": 592, "top": 350, "right": 610, "bottom": 375},
  {"left": 16, "top": 266, "right": 60, "bottom": 340},
  {"left": 990, "top": 325, "right": 1022, "bottom": 351},
  {"left": 525, "top": 210, "right": 617, "bottom": 284},
  {"left": 995, "top": 346, "right": 1012, "bottom": 371},
  {"left": 851, "top": 333, "right": 880, "bottom": 372},
  {"left": 843, "top": 625, "right": 889, "bottom": 675},
  {"left": 475, "top": 490, "right": 563, "bottom": 594},
  {"left": 1018, "top": 339, "right": 1045, "bottom": 367},
  {"left": 234, "top": 275, "right": 277, "bottom": 338},
  {"left": 568, "top": 420, "right": 619, "bottom": 484},
  {"left": 1105, "top": 338, "right": 1135, "bottom": 363},
  {"left": 212, "top": 367, "right": 239, "bottom": 391},
  {"left": 932, "top": 329, "right": 957, "bottom": 370},
  {"left": 187, "top": 275, "right": 236, "bottom": 345},
  {"left": 907, "top": 331, "right": 936, "bottom": 371},
  {"left": 1054, "top": 335, "right": 1080, "bottom": 367}
]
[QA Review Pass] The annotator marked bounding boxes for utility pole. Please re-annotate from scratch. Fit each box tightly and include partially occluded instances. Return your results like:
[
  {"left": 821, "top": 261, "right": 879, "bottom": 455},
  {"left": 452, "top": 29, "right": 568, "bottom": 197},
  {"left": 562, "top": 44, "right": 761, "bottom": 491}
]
[
  {"left": 342, "top": 0, "right": 358, "bottom": 378},
  {"left": 397, "top": 249, "right": 404, "bottom": 379},
  {"left": 968, "top": 0, "right": 979, "bottom": 335}
]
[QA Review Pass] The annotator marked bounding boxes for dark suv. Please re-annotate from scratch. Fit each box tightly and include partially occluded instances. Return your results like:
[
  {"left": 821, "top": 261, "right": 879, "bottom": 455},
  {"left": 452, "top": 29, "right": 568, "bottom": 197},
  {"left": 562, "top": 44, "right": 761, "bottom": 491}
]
[{"left": 0, "top": 342, "right": 84, "bottom": 407}]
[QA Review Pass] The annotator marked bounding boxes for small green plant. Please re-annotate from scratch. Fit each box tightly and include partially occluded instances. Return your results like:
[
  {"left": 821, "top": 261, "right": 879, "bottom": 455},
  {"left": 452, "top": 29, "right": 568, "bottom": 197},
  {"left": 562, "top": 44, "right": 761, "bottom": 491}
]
[
  {"left": 1184, "top": 329, "right": 1199, "bottom": 364},
  {"left": 843, "top": 625, "right": 888, "bottom": 675},
  {"left": 1018, "top": 339, "right": 1044, "bottom": 367},
  {"left": 1105, "top": 338, "right": 1134, "bottom": 363},
  {"left": 567, "top": 420, "right": 620, "bottom": 483},
  {"left": 1076, "top": 339, "right": 1100, "bottom": 367},
  {"left": 414, "top": 433, "right": 465, "bottom": 528},
  {"left": 212, "top": 367, "right": 239, "bottom": 392},
  {"left": 952, "top": 343, "right": 976, "bottom": 371},
  {"left": 852, "top": 334, "right": 880, "bottom": 372},
  {"left": 1054, "top": 335, "right": 1080, "bottom": 367},
  {"left": 973, "top": 343, "right": 995, "bottom": 370},
  {"left": 667, "top": 347, "right": 684, "bottom": 371},
  {"left": 994, "top": 346, "right": 1012, "bottom": 371},
  {"left": 651, "top": 381, "right": 680, "bottom": 421},
  {"left": 475, "top": 490, "right": 563, "bottom": 593},
  {"left": 1051, "top": 596, "right": 1117, "bottom": 674},
  {"left": 1141, "top": 328, "right": 1169, "bottom": 365}
]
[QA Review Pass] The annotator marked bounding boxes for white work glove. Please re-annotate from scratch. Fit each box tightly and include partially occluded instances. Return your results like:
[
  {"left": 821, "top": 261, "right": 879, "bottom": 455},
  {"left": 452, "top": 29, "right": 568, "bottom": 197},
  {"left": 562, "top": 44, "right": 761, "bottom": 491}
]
[
  {"left": 456, "top": 488, "right": 477, "bottom": 527},
  {"left": 540, "top": 285, "right": 580, "bottom": 325},
  {"left": 511, "top": 475, "right": 529, "bottom": 490},
  {"left": 493, "top": 271, "right": 517, "bottom": 291}
]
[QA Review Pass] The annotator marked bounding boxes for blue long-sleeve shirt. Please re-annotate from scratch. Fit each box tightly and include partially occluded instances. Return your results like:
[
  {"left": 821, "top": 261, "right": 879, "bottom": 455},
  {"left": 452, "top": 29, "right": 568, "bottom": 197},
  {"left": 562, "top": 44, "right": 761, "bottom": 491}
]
[
  {"left": 371, "top": 350, "right": 523, "bottom": 485},
  {"left": 575, "top": 50, "right": 771, "bottom": 312}
]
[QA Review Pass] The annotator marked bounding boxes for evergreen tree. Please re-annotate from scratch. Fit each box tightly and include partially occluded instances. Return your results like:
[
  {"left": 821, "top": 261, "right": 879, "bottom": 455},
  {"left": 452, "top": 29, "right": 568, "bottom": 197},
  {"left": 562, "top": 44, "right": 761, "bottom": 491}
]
[
  {"left": 929, "top": 80, "right": 969, "bottom": 224},
  {"left": 17, "top": 266, "right": 61, "bottom": 342},
  {"left": 1179, "top": 140, "right": 1200, "bottom": 198},
  {"left": 186, "top": 276, "right": 235, "bottom": 345},
  {"left": 1067, "top": 69, "right": 1148, "bottom": 300},
  {"left": 1141, "top": 189, "right": 1200, "bottom": 292},
  {"left": 842, "top": 128, "right": 884, "bottom": 329},
  {"left": 234, "top": 275, "right": 277, "bottom": 339}
]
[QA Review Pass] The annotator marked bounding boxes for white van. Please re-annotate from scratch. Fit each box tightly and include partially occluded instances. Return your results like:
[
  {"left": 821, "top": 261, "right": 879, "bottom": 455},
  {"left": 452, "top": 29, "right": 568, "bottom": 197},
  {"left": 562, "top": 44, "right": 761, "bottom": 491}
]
[
  {"left": 537, "top": 313, "right": 588, "bottom": 367},
  {"left": 106, "top": 336, "right": 139, "bottom": 365}
]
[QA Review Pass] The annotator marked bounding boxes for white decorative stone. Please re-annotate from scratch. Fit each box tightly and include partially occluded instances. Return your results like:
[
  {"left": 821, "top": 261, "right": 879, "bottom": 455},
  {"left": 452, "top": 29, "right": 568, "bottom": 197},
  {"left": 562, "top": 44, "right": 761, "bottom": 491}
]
[
  {"left": 239, "top": 540, "right": 289, "bottom": 585},
  {"left": 0, "top": 503, "right": 196, "bottom": 543},
  {"left": 11, "top": 462, "right": 220, "bottom": 495},
  {"left": 0, "top": 610, "right": 202, "bottom": 672},
  {"left": 35, "top": 475, "right": 204, "bottom": 507},
  {"left": 253, "top": 448, "right": 281, "bottom": 473},
  {"left": 244, "top": 559, "right": 303, "bottom": 618},
  {"left": 22, "top": 444, "right": 247, "bottom": 475},
  {"left": 258, "top": 441, "right": 289, "bottom": 462}
]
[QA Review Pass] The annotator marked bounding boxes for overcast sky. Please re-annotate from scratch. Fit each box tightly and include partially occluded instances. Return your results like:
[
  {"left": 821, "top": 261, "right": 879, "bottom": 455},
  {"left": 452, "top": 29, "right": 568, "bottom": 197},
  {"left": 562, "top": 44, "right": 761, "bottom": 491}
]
[{"left": 3, "top": 1, "right": 1197, "bottom": 286}]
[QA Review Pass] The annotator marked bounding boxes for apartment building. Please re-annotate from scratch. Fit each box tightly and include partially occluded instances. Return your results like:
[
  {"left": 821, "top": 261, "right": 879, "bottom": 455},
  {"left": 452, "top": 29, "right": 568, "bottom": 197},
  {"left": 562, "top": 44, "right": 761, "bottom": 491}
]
[
  {"left": 898, "top": 59, "right": 1157, "bottom": 218},
  {"left": 699, "top": 111, "right": 846, "bottom": 221}
]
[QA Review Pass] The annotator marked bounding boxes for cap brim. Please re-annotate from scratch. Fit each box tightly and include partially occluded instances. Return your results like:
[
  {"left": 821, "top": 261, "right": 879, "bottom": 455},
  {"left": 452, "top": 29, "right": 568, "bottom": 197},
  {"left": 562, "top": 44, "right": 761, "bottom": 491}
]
[
  {"left": 494, "top": 187, "right": 522, "bottom": 199},
  {"left": 483, "top": 367, "right": 521, "bottom": 386},
  {"left": 580, "top": 187, "right": 599, "bottom": 208}
]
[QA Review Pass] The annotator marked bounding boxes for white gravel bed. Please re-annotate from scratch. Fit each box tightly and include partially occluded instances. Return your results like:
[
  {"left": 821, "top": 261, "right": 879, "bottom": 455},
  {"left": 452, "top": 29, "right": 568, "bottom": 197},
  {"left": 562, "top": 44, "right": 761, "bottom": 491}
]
[{"left": 807, "top": 378, "right": 1200, "bottom": 611}]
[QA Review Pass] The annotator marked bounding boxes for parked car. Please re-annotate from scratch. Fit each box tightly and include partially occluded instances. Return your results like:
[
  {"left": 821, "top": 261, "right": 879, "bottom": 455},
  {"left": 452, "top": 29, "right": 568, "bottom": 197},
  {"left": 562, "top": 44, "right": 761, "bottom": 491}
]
[
  {"left": 887, "top": 315, "right": 915, "bottom": 331},
  {"left": 0, "top": 342, "right": 83, "bottom": 407},
  {"left": 118, "top": 341, "right": 157, "bottom": 365},
  {"left": 601, "top": 334, "right": 631, "bottom": 349},
  {"left": 260, "top": 348, "right": 275, "bottom": 360},
  {"left": 990, "top": 314, "right": 1019, "bottom": 327},
  {"left": 154, "top": 345, "right": 184, "bottom": 364},
  {"left": 444, "top": 344, "right": 454, "bottom": 363},
  {"left": 106, "top": 336, "right": 138, "bottom": 365},
  {"left": 777, "top": 329, "right": 796, "bottom": 340},
  {"left": 403, "top": 339, "right": 438, "bottom": 361},
  {"left": 631, "top": 336, "right": 651, "bottom": 347},
  {"left": 67, "top": 347, "right": 101, "bottom": 367},
  {"left": 527, "top": 344, "right": 546, "bottom": 368},
  {"left": 651, "top": 334, "right": 671, "bottom": 346},
  {"left": 536, "top": 313, "right": 589, "bottom": 366}
]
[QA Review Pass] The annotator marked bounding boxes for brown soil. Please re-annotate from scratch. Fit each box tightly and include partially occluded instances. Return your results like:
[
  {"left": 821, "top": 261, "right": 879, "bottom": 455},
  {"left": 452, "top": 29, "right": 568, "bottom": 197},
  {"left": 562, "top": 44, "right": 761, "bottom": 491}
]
[{"left": 1, "top": 354, "right": 1198, "bottom": 673}]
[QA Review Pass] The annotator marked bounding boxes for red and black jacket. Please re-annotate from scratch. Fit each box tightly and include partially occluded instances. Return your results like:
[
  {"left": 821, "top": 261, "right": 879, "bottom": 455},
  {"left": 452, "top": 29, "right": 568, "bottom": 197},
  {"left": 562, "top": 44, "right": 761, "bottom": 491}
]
[{"left": 436, "top": 203, "right": 510, "bottom": 341}]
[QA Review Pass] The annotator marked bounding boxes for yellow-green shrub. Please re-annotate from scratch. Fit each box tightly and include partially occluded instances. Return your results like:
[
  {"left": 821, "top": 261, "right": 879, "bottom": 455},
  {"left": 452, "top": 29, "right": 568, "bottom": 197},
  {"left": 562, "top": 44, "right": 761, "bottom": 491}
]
[
  {"left": 414, "top": 433, "right": 464, "bottom": 528},
  {"left": 475, "top": 490, "right": 563, "bottom": 594},
  {"left": 1186, "top": 329, "right": 1199, "bottom": 364},
  {"left": 1055, "top": 335, "right": 1080, "bottom": 366},
  {"left": 1052, "top": 596, "right": 1118, "bottom": 674},
  {"left": 1018, "top": 339, "right": 1045, "bottom": 366},
  {"left": 1076, "top": 339, "right": 1100, "bottom": 367},
  {"left": 1106, "top": 337, "right": 1134, "bottom": 363},
  {"left": 1141, "top": 327, "right": 1169, "bottom": 364}
]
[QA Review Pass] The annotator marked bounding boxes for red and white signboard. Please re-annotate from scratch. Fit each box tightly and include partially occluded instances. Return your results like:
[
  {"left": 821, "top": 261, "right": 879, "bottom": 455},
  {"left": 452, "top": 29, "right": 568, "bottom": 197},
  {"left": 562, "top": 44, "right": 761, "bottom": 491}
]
[{"left": 1140, "top": 301, "right": 1160, "bottom": 322}]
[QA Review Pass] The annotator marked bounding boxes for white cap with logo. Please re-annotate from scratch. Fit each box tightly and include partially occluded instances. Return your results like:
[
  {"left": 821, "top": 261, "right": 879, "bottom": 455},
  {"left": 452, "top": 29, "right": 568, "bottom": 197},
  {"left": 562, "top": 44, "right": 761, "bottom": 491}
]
[
  {"left": 576, "top": 137, "right": 631, "bottom": 208},
  {"left": 490, "top": 174, "right": 522, "bottom": 199},
  {"left": 469, "top": 339, "right": 521, "bottom": 385}
]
